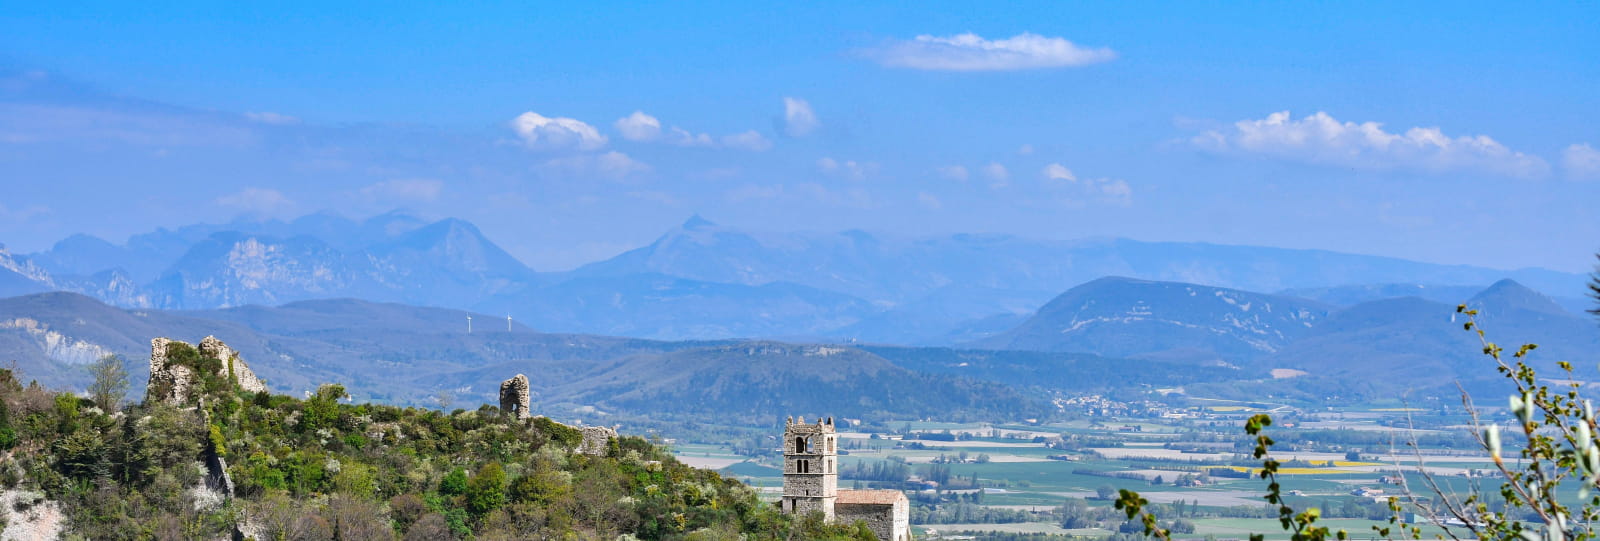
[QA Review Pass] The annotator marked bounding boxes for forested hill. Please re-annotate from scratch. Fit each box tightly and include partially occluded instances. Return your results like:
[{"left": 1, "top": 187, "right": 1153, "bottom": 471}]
[{"left": 0, "top": 362, "right": 878, "bottom": 539}]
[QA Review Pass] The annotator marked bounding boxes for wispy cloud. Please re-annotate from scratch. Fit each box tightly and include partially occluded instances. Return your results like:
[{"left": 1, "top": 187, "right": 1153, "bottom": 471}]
[
  {"left": 982, "top": 162, "right": 1010, "bottom": 188},
  {"left": 1042, "top": 163, "right": 1132, "bottom": 207},
  {"left": 614, "top": 111, "right": 771, "bottom": 151},
  {"left": 1563, "top": 143, "right": 1600, "bottom": 181},
  {"left": 215, "top": 187, "right": 296, "bottom": 217},
  {"left": 917, "top": 192, "right": 943, "bottom": 210},
  {"left": 818, "top": 157, "right": 876, "bottom": 181},
  {"left": 783, "top": 97, "right": 820, "bottom": 137},
  {"left": 863, "top": 32, "right": 1116, "bottom": 71},
  {"left": 1192, "top": 111, "right": 1549, "bottom": 178},
  {"left": 360, "top": 179, "right": 444, "bottom": 203},
  {"left": 244, "top": 112, "right": 300, "bottom": 125},
  {"left": 542, "top": 151, "right": 651, "bottom": 180},
  {"left": 720, "top": 130, "right": 773, "bottom": 151},
  {"left": 938, "top": 165, "right": 970, "bottom": 182},
  {"left": 510, "top": 111, "right": 607, "bottom": 151},
  {"left": 0, "top": 103, "right": 255, "bottom": 147},
  {"left": 613, "top": 111, "right": 661, "bottom": 142},
  {"left": 0, "top": 202, "right": 51, "bottom": 225}
]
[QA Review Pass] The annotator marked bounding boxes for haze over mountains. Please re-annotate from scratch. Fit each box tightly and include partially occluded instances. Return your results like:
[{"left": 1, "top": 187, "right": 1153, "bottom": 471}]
[
  {"left": 2, "top": 209, "right": 1596, "bottom": 421},
  {"left": 1, "top": 210, "right": 1590, "bottom": 344}
]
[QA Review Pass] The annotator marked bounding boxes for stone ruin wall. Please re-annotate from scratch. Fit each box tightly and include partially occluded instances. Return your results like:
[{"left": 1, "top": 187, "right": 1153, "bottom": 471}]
[
  {"left": 148, "top": 337, "right": 194, "bottom": 405},
  {"left": 836, "top": 500, "right": 909, "bottom": 541},
  {"left": 497, "top": 374, "right": 613, "bottom": 456},
  {"left": 198, "top": 336, "right": 267, "bottom": 394},
  {"left": 148, "top": 336, "right": 269, "bottom": 404},
  {"left": 576, "top": 425, "right": 617, "bottom": 456},
  {"left": 498, "top": 374, "right": 530, "bottom": 419}
]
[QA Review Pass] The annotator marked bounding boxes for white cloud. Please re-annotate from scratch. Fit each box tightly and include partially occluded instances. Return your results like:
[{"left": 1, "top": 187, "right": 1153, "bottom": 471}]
[
  {"left": 1042, "top": 163, "right": 1077, "bottom": 182},
  {"left": 542, "top": 151, "right": 650, "bottom": 180},
  {"left": 666, "top": 127, "right": 716, "bottom": 147},
  {"left": 215, "top": 187, "right": 296, "bottom": 217},
  {"left": 982, "top": 162, "right": 1010, "bottom": 188},
  {"left": 864, "top": 32, "right": 1116, "bottom": 71},
  {"left": 1563, "top": 143, "right": 1600, "bottom": 181},
  {"left": 1193, "top": 111, "right": 1550, "bottom": 178},
  {"left": 595, "top": 151, "right": 651, "bottom": 178},
  {"left": 721, "top": 130, "right": 773, "bottom": 151},
  {"left": 783, "top": 97, "right": 820, "bottom": 136},
  {"left": 510, "top": 111, "right": 607, "bottom": 151},
  {"left": 614, "top": 111, "right": 661, "bottom": 141},
  {"left": 616, "top": 111, "right": 770, "bottom": 151},
  {"left": 1041, "top": 162, "right": 1132, "bottom": 206},
  {"left": 1096, "top": 178, "right": 1132, "bottom": 204},
  {"left": 1017, "top": 144, "right": 1035, "bottom": 155},
  {"left": 818, "top": 157, "right": 876, "bottom": 181},
  {"left": 917, "top": 192, "right": 943, "bottom": 210},
  {"left": 360, "top": 179, "right": 443, "bottom": 202},
  {"left": 938, "top": 165, "right": 970, "bottom": 182},
  {"left": 0, "top": 103, "right": 255, "bottom": 147},
  {"left": 244, "top": 112, "right": 300, "bottom": 125}
]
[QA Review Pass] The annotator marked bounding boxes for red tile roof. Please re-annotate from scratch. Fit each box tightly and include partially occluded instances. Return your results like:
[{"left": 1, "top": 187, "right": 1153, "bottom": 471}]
[{"left": 836, "top": 489, "right": 906, "bottom": 505}]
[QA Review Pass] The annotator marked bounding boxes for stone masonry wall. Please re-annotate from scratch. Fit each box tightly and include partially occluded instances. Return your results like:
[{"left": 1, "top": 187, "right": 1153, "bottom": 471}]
[
  {"left": 147, "top": 336, "right": 268, "bottom": 404},
  {"left": 498, "top": 374, "right": 530, "bottom": 419},
  {"left": 576, "top": 426, "right": 617, "bottom": 456}
]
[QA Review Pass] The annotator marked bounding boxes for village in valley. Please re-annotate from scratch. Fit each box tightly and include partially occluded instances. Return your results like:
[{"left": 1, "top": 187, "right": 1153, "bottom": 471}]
[{"left": 674, "top": 392, "right": 1501, "bottom": 539}]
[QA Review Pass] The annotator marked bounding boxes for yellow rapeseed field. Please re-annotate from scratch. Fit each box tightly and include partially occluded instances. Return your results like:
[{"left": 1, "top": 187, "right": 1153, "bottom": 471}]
[{"left": 1221, "top": 466, "right": 1363, "bottom": 475}]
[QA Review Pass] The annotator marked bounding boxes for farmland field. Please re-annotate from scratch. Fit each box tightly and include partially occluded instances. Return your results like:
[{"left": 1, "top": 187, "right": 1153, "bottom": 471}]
[{"left": 673, "top": 396, "right": 1507, "bottom": 539}]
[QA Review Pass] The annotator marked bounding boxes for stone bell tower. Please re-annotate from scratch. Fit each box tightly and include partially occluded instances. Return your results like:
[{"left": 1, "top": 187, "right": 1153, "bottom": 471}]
[{"left": 781, "top": 415, "right": 838, "bottom": 519}]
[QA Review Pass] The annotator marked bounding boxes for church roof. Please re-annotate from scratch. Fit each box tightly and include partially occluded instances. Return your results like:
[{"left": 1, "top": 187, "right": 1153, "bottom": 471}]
[{"left": 836, "top": 489, "right": 907, "bottom": 505}]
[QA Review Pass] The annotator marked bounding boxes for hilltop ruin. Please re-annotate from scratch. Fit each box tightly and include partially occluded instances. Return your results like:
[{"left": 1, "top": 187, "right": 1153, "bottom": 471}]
[{"left": 147, "top": 336, "right": 268, "bottom": 405}]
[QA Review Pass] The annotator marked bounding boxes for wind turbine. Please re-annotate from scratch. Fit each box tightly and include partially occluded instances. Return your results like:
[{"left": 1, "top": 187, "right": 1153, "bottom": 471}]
[{"left": 466, "top": 314, "right": 472, "bottom": 334}]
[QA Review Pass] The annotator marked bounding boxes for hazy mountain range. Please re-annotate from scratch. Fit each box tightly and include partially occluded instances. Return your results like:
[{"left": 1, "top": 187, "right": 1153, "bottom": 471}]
[
  {"left": 1, "top": 276, "right": 1593, "bottom": 415},
  {"left": 0, "top": 210, "right": 1592, "bottom": 345}
]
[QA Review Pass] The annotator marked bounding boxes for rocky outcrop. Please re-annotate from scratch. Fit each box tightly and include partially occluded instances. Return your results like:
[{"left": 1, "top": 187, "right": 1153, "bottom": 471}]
[
  {"left": 577, "top": 426, "right": 618, "bottom": 456},
  {"left": 499, "top": 374, "right": 530, "bottom": 419},
  {"left": 147, "top": 336, "right": 268, "bottom": 405}
]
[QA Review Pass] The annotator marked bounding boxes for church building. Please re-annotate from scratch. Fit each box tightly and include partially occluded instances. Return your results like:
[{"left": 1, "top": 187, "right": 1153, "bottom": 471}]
[{"left": 781, "top": 416, "right": 911, "bottom": 541}]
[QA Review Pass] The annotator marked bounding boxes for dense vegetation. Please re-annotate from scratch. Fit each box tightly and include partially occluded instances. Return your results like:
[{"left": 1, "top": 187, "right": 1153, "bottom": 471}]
[{"left": 0, "top": 347, "right": 881, "bottom": 540}]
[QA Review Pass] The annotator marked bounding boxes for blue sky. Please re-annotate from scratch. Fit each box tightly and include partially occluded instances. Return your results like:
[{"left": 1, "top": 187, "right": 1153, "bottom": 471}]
[{"left": 1, "top": 1, "right": 1597, "bottom": 271}]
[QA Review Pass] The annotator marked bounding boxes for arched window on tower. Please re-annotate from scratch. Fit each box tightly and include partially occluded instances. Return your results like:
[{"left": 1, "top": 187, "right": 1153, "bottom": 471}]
[
  {"left": 796, "top": 436, "right": 806, "bottom": 452},
  {"left": 798, "top": 459, "right": 808, "bottom": 473}
]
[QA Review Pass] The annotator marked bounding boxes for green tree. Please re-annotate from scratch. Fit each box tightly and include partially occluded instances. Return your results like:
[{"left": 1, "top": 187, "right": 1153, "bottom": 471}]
[
  {"left": 439, "top": 467, "right": 468, "bottom": 497},
  {"left": 302, "top": 383, "right": 348, "bottom": 432},
  {"left": 466, "top": 462, "right": 507, "bottom": 516},
  {"left": 86, "top": 353, "right": 128, "bottom": 411}
]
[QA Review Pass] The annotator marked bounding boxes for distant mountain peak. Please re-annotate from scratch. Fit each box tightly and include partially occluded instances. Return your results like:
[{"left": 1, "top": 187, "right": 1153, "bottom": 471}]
[
  {"left": 1469, "top": 279, "right": 1569, "bottom": 316},
  {"left": 680, "top": 214, "right": 717, "bottom": 230}
]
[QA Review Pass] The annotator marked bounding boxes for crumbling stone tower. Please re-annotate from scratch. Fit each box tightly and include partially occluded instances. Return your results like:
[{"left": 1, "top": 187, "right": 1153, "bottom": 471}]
[
  {"left": 499, "top": 374, "right": 530, "bottom": 419},
  {"left": 781, "top": 415, "right": 838, "bottom": 518}
]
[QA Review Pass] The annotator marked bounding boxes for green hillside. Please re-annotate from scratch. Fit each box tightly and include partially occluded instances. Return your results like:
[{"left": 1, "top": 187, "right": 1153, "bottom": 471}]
[{"left": 0, "top": 354, "right": 878, "bottom": 540}]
